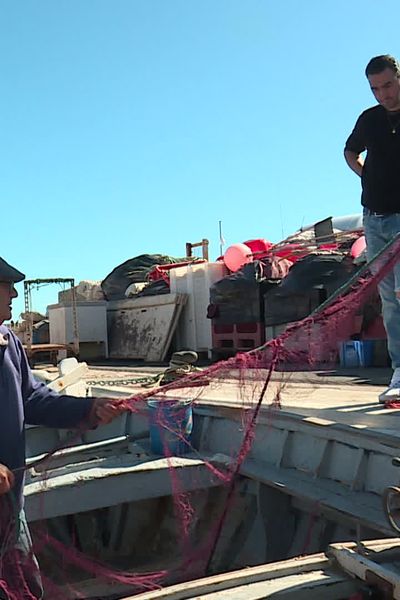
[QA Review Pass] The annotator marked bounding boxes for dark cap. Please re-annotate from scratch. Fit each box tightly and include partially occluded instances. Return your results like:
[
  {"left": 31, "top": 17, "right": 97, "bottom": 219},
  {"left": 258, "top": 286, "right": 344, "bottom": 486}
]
[{"left": 0, "top": 257, "right": 25, "bottom": 283}]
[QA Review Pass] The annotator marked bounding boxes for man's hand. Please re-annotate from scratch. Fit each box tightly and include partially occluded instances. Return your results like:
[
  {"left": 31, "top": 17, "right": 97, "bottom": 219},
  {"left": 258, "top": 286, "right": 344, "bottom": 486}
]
[
  {"left": 344, "top": 149, "right": 364, "bottom": 177},
  {"left": 0, "top": 464, "right": 14, "bottom": 496},
  {"left": 89, "top": 398, "right": 128, "bottom": 426}
]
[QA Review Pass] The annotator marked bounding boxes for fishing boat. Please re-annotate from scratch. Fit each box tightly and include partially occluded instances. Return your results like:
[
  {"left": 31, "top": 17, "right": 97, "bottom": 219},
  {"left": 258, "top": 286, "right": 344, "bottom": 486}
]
[
  {"left": 19, "top": 221, "right": 400, "bottom": 598},
  {"left": 24, "top": 364, "right": 400, "bottom": 599}
]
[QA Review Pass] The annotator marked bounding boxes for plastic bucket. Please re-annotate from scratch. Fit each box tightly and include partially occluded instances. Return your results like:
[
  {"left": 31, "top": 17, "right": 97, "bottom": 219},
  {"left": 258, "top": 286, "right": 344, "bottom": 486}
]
[
  {"left": 339, "top": 340, "right": 374, "bottom": 368},
  {"left": 147, "top": 398, "right": 193, "bottom": 456}
]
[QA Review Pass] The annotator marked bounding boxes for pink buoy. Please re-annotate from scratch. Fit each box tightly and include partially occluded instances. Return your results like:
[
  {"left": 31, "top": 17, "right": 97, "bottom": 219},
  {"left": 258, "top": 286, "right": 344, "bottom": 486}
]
[
  {"left": 224, "top": 243, "right": 252, "bottom": 272},
  {"left": 350, "top": 235, "right": 366, "bottom": 258}
]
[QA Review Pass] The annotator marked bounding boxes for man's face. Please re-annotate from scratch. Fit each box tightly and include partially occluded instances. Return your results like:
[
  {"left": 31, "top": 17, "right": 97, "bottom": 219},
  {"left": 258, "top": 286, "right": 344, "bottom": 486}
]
[
  {"left": 368, "top": 67, "right": 400, "bottom": 111},
  {"left": 0, "top": 282, "right": 18, "bottom": 324}
]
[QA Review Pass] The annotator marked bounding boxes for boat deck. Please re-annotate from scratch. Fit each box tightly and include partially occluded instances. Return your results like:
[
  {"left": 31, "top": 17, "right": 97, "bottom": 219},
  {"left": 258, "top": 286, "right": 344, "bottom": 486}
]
[
  {"left": 89, "top": 365, "right": 400, "bottom": 438},
  {"left": 199, "top": 370, "right": 400, "bottom": 435},
  {"left": 25, "top": 364, "right": 400, "bottom": 599},
  {"left": 122, "top": 538, "right": 400, "bottom": 600}
]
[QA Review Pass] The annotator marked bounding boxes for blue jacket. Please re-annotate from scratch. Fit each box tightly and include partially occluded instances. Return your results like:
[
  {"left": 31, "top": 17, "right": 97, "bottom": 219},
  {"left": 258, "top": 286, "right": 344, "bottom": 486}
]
[{"left": 0, "top": 325, "right": 93, "bottom": 508}]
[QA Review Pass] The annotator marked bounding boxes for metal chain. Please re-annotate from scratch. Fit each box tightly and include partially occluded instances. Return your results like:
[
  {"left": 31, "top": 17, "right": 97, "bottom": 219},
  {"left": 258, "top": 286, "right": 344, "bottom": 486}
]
[
  {"left": 86, "top": 366, "right": 204, "bottom": 387},
  {"left": 86, "top": 374, "right": 162, "bottom": 387}
]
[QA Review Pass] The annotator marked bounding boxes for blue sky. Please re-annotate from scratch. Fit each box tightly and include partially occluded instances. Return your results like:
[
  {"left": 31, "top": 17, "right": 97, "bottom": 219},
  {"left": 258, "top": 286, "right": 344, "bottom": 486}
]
[{"left": 1, "top": 1, "right": 399, "bottom": 316}]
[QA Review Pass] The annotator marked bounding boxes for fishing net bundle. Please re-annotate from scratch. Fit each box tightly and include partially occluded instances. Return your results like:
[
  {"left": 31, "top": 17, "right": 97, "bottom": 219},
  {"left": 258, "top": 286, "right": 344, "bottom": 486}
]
[{"left": 1, "top": 234, "right": 400, "bottom": 600}]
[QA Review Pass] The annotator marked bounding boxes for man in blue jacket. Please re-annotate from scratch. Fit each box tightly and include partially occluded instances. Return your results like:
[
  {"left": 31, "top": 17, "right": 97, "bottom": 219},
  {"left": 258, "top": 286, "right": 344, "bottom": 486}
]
[{"left": 0, "top": 256, "right": 127, "bottom": 599}]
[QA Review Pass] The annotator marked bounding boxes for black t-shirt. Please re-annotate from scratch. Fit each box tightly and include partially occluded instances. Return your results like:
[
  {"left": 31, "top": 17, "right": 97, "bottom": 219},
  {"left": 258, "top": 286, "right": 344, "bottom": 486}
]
[{"left": 345, "top": 105, "right": 400, "bottom": 212}]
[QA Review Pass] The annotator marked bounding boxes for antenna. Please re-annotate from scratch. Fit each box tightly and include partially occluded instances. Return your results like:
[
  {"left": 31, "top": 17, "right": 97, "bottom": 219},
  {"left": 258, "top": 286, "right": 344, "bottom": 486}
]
[
  {"left": 279, "top": 204, "right": 285, "bottom": 239},
  {"left": 219, "top": 220, "right": 225, "bottom": 256}
]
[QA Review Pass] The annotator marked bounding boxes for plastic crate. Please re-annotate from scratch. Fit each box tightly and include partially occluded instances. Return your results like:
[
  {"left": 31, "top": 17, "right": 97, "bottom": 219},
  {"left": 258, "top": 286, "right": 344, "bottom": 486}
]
[
  {"left": 339, "top": 340, "right": 374, "bottom": 368},
  {"left": 212, "top": 322, "right": 264, "bottom": 353}
]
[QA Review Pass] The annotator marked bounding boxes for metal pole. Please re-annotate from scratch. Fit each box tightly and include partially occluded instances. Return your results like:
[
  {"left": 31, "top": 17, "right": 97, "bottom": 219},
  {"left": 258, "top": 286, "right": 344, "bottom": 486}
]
[
  {"left": 309, "top": 231, "right": 400, "bottom": 318},
  {"left": 202, "top": 238, "right": 209, "bottom": 261},
  {"left": 23, "top": 281, "right": 33, "bottom": 351},
  {"left": 70, "top": 279, "right": 80, "bottom": 356}
]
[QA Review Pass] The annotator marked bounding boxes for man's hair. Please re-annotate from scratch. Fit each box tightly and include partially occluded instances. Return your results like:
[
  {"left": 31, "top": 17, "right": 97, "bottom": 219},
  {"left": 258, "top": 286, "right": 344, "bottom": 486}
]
[{"left": 365, "top": 55, "right": 400, "bottom": 78}]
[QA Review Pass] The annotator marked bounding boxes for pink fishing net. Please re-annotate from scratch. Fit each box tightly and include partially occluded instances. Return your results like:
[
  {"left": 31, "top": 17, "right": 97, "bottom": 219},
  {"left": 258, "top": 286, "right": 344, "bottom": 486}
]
[{"left": 1, "top": 233, "right": 400, "bottom": 600}]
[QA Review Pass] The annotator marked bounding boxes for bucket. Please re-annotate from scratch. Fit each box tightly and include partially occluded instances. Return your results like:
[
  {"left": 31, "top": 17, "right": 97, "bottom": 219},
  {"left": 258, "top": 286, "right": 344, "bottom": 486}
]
[
  {"left": 339, "top": 340, "right": 374, "bottom": 368},
  {"left": 147, "top": 398, "right": 193, "bottom": 456}
]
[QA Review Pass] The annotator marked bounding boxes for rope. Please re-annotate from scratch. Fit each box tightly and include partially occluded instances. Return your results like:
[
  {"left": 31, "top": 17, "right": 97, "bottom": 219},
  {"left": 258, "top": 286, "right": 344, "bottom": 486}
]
[{"left": 204, "top": 340, "right": 281, "bottom": 574}]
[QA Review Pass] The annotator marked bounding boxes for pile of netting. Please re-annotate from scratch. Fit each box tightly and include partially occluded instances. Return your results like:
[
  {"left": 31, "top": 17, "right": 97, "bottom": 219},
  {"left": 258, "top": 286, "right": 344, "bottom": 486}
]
[{"left": 1, "top": 234, "right": 400, "bottom": 600}]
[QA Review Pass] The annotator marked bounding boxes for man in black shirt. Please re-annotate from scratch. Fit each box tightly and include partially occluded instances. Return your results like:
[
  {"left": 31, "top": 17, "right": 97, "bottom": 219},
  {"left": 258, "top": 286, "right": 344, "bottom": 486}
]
[{"left": 345, "top": 54, "right": 400, "bottom": 402}]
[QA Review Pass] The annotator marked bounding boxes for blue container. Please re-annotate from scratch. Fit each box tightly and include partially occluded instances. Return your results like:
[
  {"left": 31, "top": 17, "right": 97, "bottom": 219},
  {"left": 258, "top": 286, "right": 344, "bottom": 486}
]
[
  {"left": 147, "top": 398, "right": 193, "bottom": 456},
  {"left": 339, "top": 340, "right": 374, "bottom": 368}
]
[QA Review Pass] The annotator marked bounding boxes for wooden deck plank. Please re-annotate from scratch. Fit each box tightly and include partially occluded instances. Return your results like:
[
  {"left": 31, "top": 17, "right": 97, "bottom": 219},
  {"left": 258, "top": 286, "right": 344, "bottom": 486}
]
[
  {"left": 223, "top": 455, "right": 395, "bottom": 536},
  {"left": 25, "top": 455, "right": 221, "bottom": 521},
  {"left": 124, "top": 554, "right": 357, "bottom": 600}
]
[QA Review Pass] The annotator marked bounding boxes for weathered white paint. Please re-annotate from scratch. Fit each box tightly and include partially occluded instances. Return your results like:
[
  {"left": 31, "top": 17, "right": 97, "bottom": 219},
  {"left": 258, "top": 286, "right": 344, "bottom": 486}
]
[
  {"left": 170, "top": 262, "right": 228, "bottom": 354},
  {"left": 48, "top": 301, "right": 109, "bottom": 357},
  {"left": 329, "top": 539, "right": 400, "bottom": 599},
  {"left": 107, "top": 293, "right": 187, "bottom": 360},
  {"left": 47, "top": 358, "right": 88, "bottom": 396},
  {"left": 124, "top": 537, "right": 400, "bottom": 600},
  {"left": 25, "top": 454, "right": 221, "bottom": 521},
  {"left": 23, "top": 369, "right": 400, "bottom": 600},
  {"left": 124, "top": 553, "right": 358, "bottom": 600}
]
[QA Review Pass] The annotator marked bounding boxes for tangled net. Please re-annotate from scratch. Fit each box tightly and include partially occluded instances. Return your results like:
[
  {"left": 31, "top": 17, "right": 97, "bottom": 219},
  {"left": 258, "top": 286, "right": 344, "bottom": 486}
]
[{"left": 1, "top": 233, "right": 399, "bottom": 600}]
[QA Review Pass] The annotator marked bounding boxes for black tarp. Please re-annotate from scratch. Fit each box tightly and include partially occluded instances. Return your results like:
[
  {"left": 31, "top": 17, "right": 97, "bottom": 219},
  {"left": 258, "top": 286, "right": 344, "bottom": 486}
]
[
  {"left": 264, "top": 253, "right": 358, "bottom": 326},
  {"left": 209, "top": 262, "right": 275, "bottom": 324},
  {"left": 101, "top": 254, "right": 186, "bottom": 300}
]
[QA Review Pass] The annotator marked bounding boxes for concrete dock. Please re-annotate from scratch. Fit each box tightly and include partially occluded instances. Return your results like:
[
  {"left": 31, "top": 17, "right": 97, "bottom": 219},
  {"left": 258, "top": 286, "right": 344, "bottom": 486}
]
[{"left": 87, "top": 364, "right": 400, "bottom": 437}]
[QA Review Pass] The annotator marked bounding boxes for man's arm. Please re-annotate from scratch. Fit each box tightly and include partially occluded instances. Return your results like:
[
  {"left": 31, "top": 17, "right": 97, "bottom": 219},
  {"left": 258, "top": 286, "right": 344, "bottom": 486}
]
[
  {"left": 11, "top": 333, "right": 125, "bottom": 428},
  {"left": 344, "top": 149, "right": 364, "bottom": 177},
  {"left": 344, "top": 112, "right": 366, "bottom": 177}
]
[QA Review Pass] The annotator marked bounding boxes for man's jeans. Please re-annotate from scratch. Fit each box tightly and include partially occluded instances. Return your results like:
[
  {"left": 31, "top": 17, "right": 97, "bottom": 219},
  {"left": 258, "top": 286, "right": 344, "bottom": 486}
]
[
  {"left": 363, "top": 210, "right": 400, "bottom": 369},
  {"left": 0, "top": 510, "right": 43, "bottom": 600}
]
